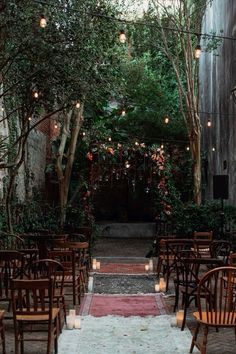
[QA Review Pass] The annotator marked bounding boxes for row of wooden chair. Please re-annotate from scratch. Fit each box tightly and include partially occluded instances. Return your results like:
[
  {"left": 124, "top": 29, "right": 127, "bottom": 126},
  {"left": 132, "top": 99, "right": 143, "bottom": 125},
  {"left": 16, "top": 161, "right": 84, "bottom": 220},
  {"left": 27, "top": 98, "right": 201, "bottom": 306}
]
[{"left": 0, "top": 237, "right": 91, "bottom": 354}]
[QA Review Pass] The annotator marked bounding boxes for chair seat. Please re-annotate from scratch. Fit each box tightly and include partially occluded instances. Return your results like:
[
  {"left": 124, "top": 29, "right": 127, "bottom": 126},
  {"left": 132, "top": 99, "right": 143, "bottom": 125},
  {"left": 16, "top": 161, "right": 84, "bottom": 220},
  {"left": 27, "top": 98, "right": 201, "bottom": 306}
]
[
  {"left": 16, "top": 308, "right": 59, "bottom": 322},
  {"left": 193, "top": 311, "right": 236, "bottom": 326}
]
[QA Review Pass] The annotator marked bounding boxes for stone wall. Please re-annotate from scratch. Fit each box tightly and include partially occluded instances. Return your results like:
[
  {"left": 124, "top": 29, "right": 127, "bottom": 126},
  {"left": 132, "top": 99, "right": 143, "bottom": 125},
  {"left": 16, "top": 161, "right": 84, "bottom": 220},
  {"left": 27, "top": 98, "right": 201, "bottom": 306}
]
[{"left": 200, "top": 0, "right": 236, "bottom": 205}]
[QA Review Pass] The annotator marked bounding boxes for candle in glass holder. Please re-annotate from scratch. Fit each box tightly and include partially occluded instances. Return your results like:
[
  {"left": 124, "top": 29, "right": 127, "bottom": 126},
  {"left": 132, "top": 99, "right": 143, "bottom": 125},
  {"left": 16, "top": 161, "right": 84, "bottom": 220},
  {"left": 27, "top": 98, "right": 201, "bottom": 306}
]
[
  {"left": 66, "top": 316, "right": 74, "bottom": 330},
  {"left": 69, "top": 309, "right": 76, "bottom": 318},
  {"left": 92, "top": 259, "right": 97, "bottom": 270},
  {"left": 159, "top": 277, "right": 166, "bottom": 292},
  {"left": 176, "top": 310, "right": 184, "bottom": 327},
  {"left": 145, "top": 264, "right": 149, "bottom": 271},
  {"left": 96, "top": 261, "right": 101, "bottom": 270},
  {"left": 149, "top": 259, "right": 154, "bottom": 271},
  {"left": 170, "top": 316, "right": 177, "bottom": 327},
  {"left": 74, "top": 317, "right": 81, "bottom": 329},
  {"left": 155, "top": 283, "right": 160, "bottom": 292}
]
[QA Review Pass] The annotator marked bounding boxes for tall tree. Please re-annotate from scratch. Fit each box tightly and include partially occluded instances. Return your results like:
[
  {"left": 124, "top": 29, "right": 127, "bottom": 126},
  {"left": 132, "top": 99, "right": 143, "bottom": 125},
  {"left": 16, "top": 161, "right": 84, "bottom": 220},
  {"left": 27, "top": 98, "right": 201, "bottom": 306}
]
[{"left": 150, "top": 0, "right": 212, "bottom": 204}]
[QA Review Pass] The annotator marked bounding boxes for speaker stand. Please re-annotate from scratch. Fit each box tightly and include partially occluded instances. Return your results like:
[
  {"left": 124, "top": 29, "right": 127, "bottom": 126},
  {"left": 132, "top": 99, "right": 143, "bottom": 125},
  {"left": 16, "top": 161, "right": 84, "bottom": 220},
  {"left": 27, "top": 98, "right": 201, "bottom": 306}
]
[{"left": 220, "top": 198, "right": 225, "bottom": 239}]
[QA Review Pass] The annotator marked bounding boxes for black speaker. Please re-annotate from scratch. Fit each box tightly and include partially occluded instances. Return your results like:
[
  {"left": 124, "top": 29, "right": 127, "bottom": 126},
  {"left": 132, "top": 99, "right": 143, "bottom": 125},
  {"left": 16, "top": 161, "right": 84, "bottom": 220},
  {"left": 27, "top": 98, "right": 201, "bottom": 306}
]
[{"left": 213, "top": 175, "right": 229, "bottom": 199}]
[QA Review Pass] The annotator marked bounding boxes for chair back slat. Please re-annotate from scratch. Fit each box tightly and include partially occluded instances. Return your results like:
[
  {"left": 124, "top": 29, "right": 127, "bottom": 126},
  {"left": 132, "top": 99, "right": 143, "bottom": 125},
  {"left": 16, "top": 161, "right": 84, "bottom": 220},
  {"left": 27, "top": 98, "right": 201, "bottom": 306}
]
[{"left": 198, "top": 266, "right": 236, "bottom": 326}]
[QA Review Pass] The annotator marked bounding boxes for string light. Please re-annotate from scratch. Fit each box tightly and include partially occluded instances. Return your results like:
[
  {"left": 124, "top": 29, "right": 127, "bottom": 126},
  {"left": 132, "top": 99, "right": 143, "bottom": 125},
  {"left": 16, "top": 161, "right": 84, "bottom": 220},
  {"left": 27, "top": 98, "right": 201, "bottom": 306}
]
[
  {"left": 82, "top": 132, "right": 86, "bottom": 136},
  {"left": 194, "top": 44, "right": 201, "bottom": 59},
  {"left": 33, "top": 91, "right": 39, "bottom": 98},
  {"left": 75, "top": 101, "right": 81, "bottom": 109},
  {"left": 186, "top": 146, "right": 190, "bottom": 151},
  {"left": 108, "top": 137, "right": 112, "bottom": 141},
  {"left": 125, "top": 160, "right": 130, "bottom": 168},
  {"left": 121, "top": 109, "right": 126, "bottom": 116},
  {"left": 54, "top": 122, "right": 58, "bottom": 129},
  {"left": 207, "top": 119, "right": 212, "bottom": 127},
  {"left": 212, "top": 147, "right": 216, "bottom": 151},
  {"left": 28, "top": 116, "right": 32, "bottom": 121},
  {"left": 164, "top": 115, "right": 169, "bottom": 124},
  {"left": 119, "top": 30, "right": 126, "bottom": 43},
  {"left": 39, "top": 15, "right": 47, "bottom": 28}
]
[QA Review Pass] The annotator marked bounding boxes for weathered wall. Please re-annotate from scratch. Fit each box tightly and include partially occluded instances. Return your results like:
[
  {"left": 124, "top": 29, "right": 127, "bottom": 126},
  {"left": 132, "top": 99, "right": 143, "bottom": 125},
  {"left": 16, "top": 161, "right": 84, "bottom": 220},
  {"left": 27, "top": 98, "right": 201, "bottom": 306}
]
[
  {"left": 15, "top": 130, "right": 47, "bottom": 202},
  {"left": 200, "top": 0, "right": 236, "bottom": 205}
]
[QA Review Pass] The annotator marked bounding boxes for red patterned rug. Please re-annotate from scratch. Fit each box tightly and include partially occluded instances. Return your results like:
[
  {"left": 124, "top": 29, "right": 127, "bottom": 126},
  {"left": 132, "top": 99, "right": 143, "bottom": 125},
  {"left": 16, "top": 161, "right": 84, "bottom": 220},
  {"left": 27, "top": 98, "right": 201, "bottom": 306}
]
[{"left": 79, "top": 293, "right": 168, "bottom": 317}]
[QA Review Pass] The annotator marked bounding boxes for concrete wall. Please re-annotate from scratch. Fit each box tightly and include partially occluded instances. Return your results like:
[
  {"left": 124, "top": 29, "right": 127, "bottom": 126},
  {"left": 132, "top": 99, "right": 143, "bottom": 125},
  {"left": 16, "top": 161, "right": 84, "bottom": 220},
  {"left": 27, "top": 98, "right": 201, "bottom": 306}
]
[
  {"left": 98, "top": 222, "right": 156, "bottom": 238},
  {"left": 200, "top": 0, "right": 236, "bottom": 205}
]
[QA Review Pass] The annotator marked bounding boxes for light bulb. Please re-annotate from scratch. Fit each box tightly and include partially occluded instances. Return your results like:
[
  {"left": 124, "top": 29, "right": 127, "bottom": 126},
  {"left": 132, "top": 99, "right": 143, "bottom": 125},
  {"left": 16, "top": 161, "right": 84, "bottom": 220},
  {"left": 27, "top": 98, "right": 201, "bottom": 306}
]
[
  {"left": 121, "top": 109, "right": 126, "bottom": 116},
  {"left": 212, "top": 147, "right": 215, "bottom": 152},
  {"left": 194, "top": 44, "right": 201, "bottom": 59},
  {"left": 82, "top": 132, "right": 86, "bottom": 136},
  {"left": 207, "top": 119, "right": 211, "bottom": 127},
  {"left": 161, "top": 144, "right": 164, "bottom": 149},
  {"left": 186, "top": 146, "right": 190, "bottom": 151},
  {"left": 108, "top": 137, "right": 112, "bottom": 142},
  {"left": 33, "top": 91, "right": 39, "bottom": 98},
  {"left": 54, "top": 123, "right": 58, "bottom": 129},
  {"left": 119, "top": 30, "right": 126, "bottom": 43},
  {"left": 125, "top": 161, "right": 130, "bottom": 169},
  {"left": 135, "top": 141, "right": 139, "bottom": 146},
  {"left": 28, "top": 116, "right": 32, "bottom": 121},
  {"left": 164, "top": 115, "right": 169, "bottom": 124},
  {"left": 39, "top": 15, "right": 47, "bottom": 28},
  {"left": 76, "top": 101, "right": 80, "bottom": 109}
]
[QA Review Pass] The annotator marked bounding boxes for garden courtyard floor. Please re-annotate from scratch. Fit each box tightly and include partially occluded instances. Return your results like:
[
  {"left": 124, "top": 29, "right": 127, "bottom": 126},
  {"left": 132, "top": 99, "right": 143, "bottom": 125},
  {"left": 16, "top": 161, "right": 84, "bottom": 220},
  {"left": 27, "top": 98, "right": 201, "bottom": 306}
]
[{"left": 2, "top": 236, "right": 236, "bottom": 353}]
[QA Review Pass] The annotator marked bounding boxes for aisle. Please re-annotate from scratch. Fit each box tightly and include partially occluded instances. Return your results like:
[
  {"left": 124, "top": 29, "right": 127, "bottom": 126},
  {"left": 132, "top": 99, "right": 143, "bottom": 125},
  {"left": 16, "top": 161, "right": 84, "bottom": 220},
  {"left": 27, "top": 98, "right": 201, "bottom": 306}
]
[{"left": 58, "top": 261, "right": 199, "bottom": 354}]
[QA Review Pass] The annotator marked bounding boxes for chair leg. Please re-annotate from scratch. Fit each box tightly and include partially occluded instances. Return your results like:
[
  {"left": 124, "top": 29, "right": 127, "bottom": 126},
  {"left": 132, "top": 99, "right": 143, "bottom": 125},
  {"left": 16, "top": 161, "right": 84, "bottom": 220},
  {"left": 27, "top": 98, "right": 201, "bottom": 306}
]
[
  {"left": 190, "top": 322, "right": 200, "bottom": 353},
  {"left": 201, "top": 325, "right": 209, "bottom": 354}
]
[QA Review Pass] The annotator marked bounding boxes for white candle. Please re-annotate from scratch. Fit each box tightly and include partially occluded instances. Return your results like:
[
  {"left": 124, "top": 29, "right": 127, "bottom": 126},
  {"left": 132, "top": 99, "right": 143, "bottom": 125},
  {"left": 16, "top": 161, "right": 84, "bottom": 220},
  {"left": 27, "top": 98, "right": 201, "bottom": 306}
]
[
  {"left": 145, "top": 264, "right": 149, "bottom": 271},
  {"left": 149, "top": 259, "right": 154, "bottom": 271},
  {"left": 88, "top": 276, "right": 93, "bottom": 292},
  {"left": 69, "top": 309, "right": 76, "bottom": 318},
  {"left": 74, "top": 317, "right": 81, "bottom": 329},
  {"left": 155, "top": 284, "right": 160, "bottom": 292},
  {"left": 66, "top": 316, "right": 74, "bottom": 330},
  {"left": 92, "top": 259, "right": 97, "bottom": 270},
  {"left": 176, "top": 310, "right": 184, "bottom": 327},
  {"left": 159, "top": 277, "right": 166, "bottom": 292},
  {"left": 96, "top": 261, "right": 101, "bottom": 270}
]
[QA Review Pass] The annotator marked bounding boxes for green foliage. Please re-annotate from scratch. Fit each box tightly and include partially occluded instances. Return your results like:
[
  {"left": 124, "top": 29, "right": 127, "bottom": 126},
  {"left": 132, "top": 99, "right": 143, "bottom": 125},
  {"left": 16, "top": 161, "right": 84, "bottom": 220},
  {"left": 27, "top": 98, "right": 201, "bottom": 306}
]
[{"left": 170, "top": 201, "right": 236, "bottom": 237}]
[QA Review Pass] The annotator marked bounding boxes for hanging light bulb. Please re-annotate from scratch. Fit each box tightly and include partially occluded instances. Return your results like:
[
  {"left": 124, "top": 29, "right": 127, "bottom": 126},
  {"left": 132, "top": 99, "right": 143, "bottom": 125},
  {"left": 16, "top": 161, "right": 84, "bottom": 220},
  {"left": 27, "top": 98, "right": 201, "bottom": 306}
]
[
  {"left": 164, "top": 115, "right": 169, "bottom": 124},
  {"left": 82, "top": 132, "right": 86, "bottom": 136},
  {"left": 33, "top": 91, "right": 39, "bottom": 99},
  {"left": 75, "top": 101, "right": 80, "bottom": 109},
  {"left": 135, "top": 141, "right": 139, "bottom": 146},
  {"left": 212, "top": 147, "right": 216, "bottom": 152},
  {"left": 119, "top": 30, "right": 126, "bottom": 43},
  {"left": 207, "top": 119, "right": 212, "bottom": 127},
  {"left": 194, "top": 44, "right": 201, "bottom": 59},
  {"left": 108, "top": 137, "right": 112, "bottom": 142},
  {"left": 160, "top": 144, "right": 164, "bottom": 149},
  {"left": 28, "top": 116, "right": 32, "bottom": 121},
  {"left": 121, "top": 109, "right": 126, "bottom": 116},
  {"left": 39, "top": 15, "right": 47, "bottom": 28},
  {"left": 54, "top": 122, "right": 58, "bottom": 129},
  {"left": 186, "top": 146, "right": 190, "bottom": 151},
  {"left": 125, "top": 161, "right": 130, "bottom": 169}
]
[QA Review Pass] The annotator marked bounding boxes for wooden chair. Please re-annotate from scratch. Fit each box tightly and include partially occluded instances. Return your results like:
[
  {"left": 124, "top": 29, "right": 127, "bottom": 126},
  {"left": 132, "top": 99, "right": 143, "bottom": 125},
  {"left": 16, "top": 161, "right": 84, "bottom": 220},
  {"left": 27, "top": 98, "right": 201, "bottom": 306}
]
[
  {"left": 0, "top": 310, "right": 6, "bottom": 354},
  {"left": 190, "top": 266, "right": 236, "bottom": 354},
  {"left": 229, "top": 252, "right": 236, "bottom": 266},
  {"left": 157, "top": 239, "right": 193, "bottom": 292},
  {"left": 173, "top": 250, "right": 201, "bottom": 313},
  {"left": 48, "top": 250, "right": 81, "bottom": 306},
  {"left": 210, "top": 240, "right": 231, "bottom": 264},
  {"left": 52, "top": 241, "right": 89, "bottom": 295},
  {"left": 10, "top": 278, "right": 59, "bottom": 354},
  {"left": 0, "top": 250, "right": 25, "bottom": 310},
  {"left": 193, "top": 231, "right": 213, "bottom": 257},
  {"left": 30, "top": 259, "right": 66, "bottom": 332}
]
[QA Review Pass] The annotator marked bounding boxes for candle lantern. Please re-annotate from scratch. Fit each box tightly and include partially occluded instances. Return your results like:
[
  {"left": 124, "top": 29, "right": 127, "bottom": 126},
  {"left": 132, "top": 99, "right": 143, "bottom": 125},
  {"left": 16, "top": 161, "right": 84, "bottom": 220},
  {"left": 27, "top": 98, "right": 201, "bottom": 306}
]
[
  {"left": 145, "top": 264, "right": 150, "bottom": 271},
  {"left": 66, "top": 316, "right": 74, "bottom": 330},
  {"left": 149, "top": 259, "right": 154, "bottom": 271},
  {"left": 92, "top": 259, "right": 97, "bottom": 270},
  {"left": 159, "top": 277, "right": 166, "bottom": 292},
  {"left": 176, "top": 310, "right": 184, "bottom": 328},
  {"left": 96, "top": 261, "right": 101, "bottom": 270},
  {"left": 74, "top": 317, "right": 82, "bottom": 329},
  {"left": 155, "top": 283, "right": 160, "bottom": 292}
]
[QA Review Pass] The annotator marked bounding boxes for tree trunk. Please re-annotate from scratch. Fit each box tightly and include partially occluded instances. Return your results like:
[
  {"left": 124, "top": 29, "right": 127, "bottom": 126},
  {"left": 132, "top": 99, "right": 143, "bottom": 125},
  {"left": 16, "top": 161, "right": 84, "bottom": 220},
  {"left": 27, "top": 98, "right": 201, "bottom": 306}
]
[{"left": 56, "top": 103, "right": 84, "bottom": 230}]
